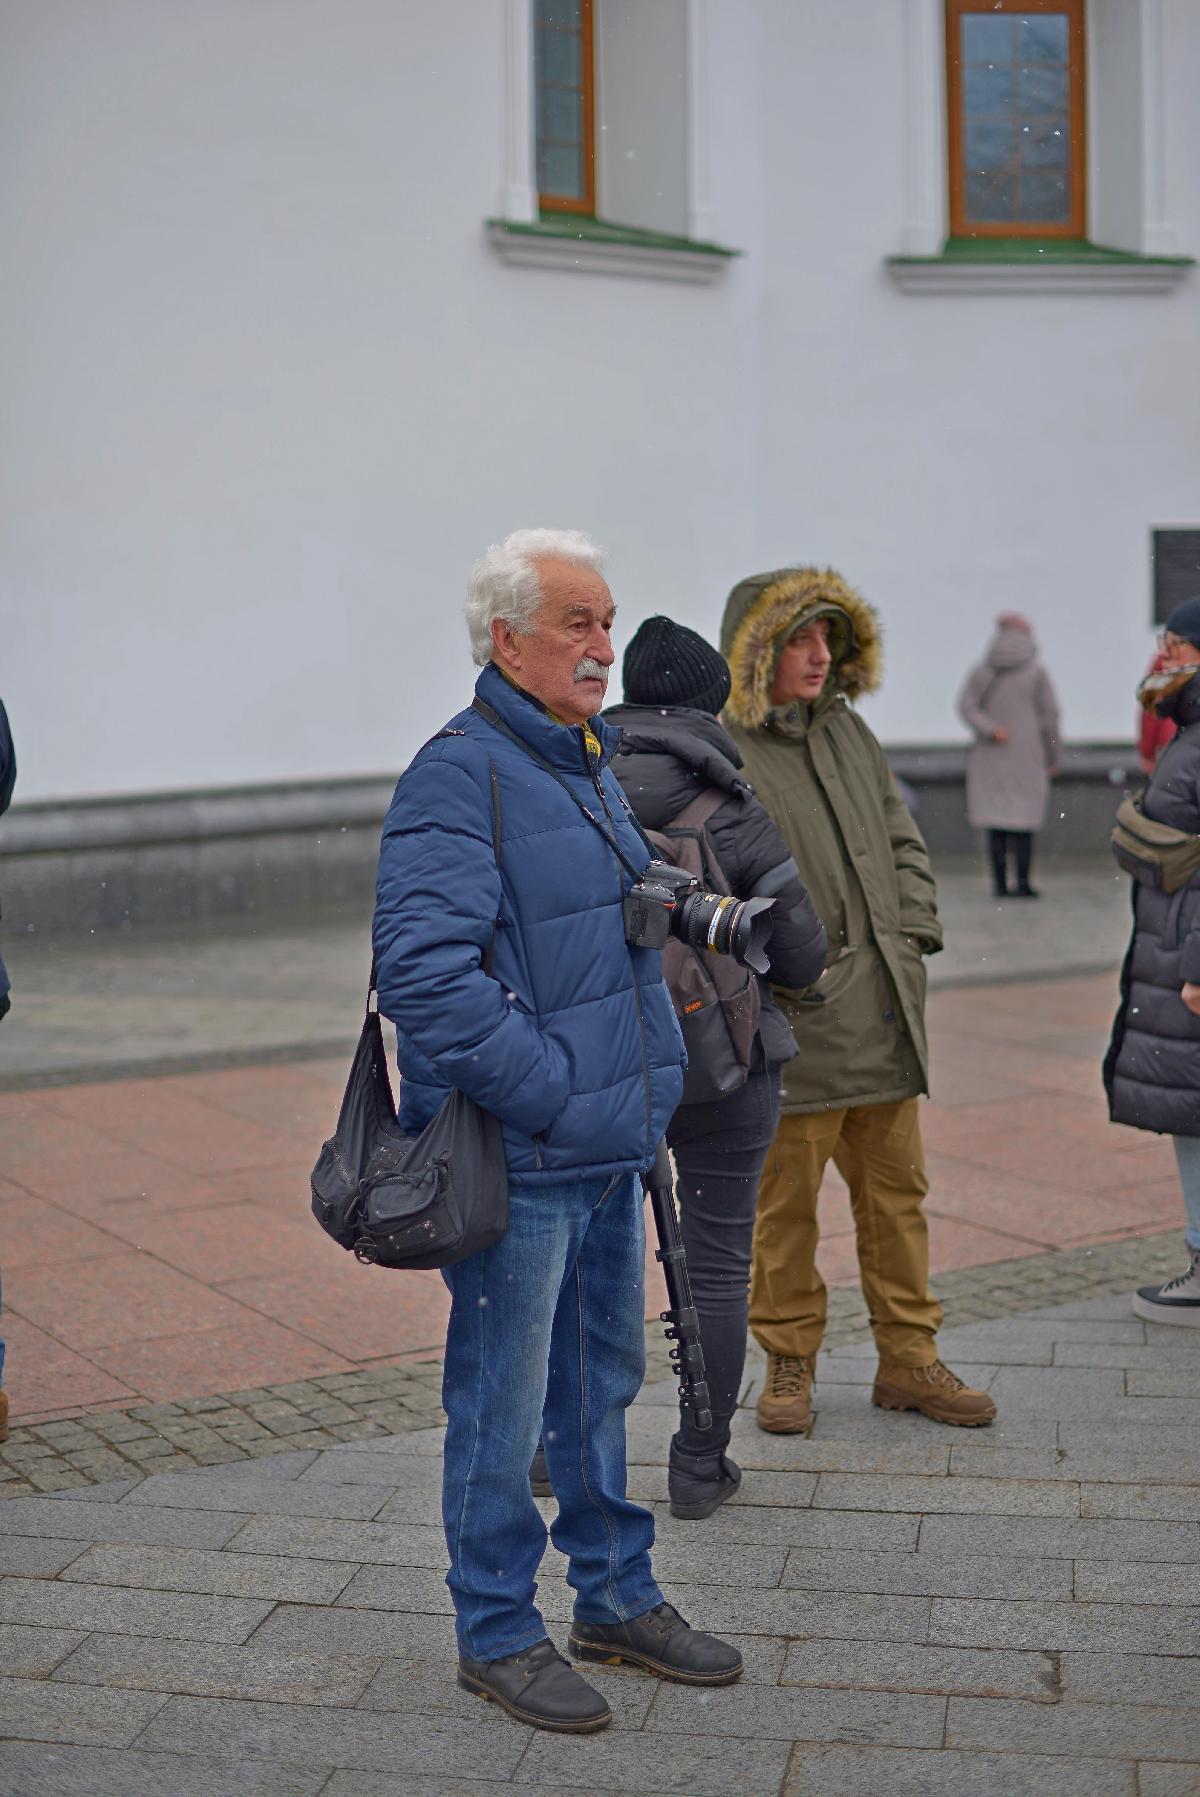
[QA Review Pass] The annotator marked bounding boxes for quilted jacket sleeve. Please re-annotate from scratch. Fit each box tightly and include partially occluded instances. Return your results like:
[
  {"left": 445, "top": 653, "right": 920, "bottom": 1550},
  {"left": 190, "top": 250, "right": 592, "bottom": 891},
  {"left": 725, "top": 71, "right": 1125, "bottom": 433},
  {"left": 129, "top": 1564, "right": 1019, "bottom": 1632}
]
[
  {"left": 372, "top": 753, "right": 570, "bottom": 1136},
  {"left": 709, "top": 794, "right": 827, "bottom": 990}
]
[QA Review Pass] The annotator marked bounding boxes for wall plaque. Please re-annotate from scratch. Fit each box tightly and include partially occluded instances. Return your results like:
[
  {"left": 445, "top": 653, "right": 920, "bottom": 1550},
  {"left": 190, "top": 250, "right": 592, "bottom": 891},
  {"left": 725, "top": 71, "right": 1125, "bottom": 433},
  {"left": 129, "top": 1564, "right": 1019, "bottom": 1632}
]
[{"left": 1153, "top": 529, "right": 1200, "bottom": 626}]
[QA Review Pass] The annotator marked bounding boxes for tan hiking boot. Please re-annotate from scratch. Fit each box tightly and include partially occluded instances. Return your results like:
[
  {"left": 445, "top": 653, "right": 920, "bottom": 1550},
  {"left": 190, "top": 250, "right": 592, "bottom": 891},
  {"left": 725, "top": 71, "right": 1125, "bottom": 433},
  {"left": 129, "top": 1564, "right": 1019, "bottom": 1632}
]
[
  {"left": 756, "top": 1353, "right": 815, "bottom": 1434},
  {"left": 873, "top": 1360, "right": 996, "bottom": 1428}
]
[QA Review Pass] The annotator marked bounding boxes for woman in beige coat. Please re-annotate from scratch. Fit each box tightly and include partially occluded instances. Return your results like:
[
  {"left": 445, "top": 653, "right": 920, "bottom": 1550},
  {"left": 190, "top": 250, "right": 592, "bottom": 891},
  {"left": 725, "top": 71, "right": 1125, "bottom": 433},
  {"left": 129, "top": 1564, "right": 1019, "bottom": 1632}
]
[{"left": 957, "top": 613, "right": 1060, "bottom": 898}]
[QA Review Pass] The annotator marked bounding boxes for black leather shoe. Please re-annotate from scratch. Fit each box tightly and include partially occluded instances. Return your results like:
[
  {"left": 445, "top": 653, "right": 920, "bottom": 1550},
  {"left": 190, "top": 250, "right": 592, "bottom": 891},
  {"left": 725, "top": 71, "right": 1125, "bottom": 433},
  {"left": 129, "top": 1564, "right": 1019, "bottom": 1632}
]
[
  {"left": 569, "top": 1601, "right": 743, "bottom": 1685},
  {"left": 668, "top": 1440, "right": 742, "bottom": 1520},
  {"left": 457, "top": 1638, "right": 611, "bottom": 1732},
  {"left": 528, "top": 1441, "right": 553, "bottom": 1498}
]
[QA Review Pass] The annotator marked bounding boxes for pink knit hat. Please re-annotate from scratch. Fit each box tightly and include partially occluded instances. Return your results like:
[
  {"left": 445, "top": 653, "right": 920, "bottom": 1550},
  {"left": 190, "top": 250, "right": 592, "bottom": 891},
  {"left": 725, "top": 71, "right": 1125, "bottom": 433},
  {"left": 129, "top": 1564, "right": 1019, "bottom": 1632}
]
[{"left": 996, "top": 611, "right": 1032, "bottom": 633}]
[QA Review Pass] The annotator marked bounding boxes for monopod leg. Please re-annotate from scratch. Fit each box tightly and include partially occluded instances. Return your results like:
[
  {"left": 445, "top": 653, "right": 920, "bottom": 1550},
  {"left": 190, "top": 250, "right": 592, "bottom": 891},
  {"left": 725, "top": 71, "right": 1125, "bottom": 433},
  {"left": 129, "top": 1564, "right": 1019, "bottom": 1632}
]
[{"left": 644, "top": 1141, "right": 712, "bottom": 1432}]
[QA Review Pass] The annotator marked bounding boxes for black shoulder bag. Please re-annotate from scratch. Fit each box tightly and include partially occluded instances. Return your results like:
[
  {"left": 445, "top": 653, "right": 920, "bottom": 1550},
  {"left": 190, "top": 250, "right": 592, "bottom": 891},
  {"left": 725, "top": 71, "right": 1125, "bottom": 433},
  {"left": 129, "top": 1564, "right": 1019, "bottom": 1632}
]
[{"left": 310, "top": 757, "right": 508, "bottom": 1269}]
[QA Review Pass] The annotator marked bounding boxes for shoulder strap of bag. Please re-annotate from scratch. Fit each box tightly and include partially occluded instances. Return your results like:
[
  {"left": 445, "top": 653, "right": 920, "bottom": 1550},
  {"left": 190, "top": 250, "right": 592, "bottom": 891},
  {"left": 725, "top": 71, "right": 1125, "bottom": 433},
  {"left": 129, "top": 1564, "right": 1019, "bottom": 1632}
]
[
  {"left": 470, "top": 694, "right": 652, "bottom": 881},
  {"left": 367, "top": 740, "right": 503, "bottom": 1014},
  {"left": 653, "top": 787, "right": 732, "bottom": 891},
  {"left": 667, "top": 787, "right": 730, "bottom": 834}
]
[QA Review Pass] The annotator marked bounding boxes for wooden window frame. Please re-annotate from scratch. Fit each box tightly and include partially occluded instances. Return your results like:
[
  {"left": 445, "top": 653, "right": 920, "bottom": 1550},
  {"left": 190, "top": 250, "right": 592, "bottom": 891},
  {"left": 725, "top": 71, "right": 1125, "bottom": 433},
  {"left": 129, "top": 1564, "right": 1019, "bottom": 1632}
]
[
  {"left": 946, "top": 0, "right": 1087, "bottom": 240},
  {"left": 536, "top": 0, "right": 596, "bottom": 217}
]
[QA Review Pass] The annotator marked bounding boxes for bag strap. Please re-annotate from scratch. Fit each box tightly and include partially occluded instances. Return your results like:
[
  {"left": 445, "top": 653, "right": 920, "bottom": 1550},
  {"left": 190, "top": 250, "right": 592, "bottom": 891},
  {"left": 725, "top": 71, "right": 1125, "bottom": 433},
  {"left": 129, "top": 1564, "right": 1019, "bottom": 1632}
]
[
  {"left": 367, "top": 745, "right": 503, "bottom": 1015},
  {"left": 470, "top": 694, "right": 652, "bottom": 881},
  {"left": 662, "top": 787, "right": 730, "bottom": 835}
]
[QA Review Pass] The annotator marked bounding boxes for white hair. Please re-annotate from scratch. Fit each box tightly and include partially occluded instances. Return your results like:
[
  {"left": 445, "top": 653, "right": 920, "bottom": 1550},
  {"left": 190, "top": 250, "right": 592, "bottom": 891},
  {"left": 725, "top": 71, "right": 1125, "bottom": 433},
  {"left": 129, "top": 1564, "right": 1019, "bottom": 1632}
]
[{"left": 465, "top": 528, "right": 606, "bottom": 668}]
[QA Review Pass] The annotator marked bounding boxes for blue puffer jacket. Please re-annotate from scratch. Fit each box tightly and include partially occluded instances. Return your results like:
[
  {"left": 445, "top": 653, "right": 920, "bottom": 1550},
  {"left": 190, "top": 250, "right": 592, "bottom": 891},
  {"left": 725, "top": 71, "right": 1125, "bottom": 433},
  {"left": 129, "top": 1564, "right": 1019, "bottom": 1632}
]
[{"left": 373, "top": 663, "right": 685, "bottom": 1184}]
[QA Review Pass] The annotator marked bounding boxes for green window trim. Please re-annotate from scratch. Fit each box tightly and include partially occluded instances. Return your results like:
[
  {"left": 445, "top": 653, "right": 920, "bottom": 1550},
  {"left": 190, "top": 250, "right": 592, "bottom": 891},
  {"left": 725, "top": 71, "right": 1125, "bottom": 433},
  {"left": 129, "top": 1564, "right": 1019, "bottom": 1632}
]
[
  {"left": 487, "top": 214, "right": 741, "bottom": 260},
  {"left": 890, "top": 236, "right": 1194, "bottom": 268}
]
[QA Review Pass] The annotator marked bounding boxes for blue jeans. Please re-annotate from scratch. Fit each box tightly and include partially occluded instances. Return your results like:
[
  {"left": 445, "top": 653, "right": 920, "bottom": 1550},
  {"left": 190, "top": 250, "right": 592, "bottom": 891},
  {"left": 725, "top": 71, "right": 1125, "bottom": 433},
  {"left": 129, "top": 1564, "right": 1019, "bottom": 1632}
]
[
  {"left": 1172, "top": 1136, "right": 1200, "bottom": 1254},
  {"left": 440, "top": 1170, "right": 662, "bottom": 1662}
]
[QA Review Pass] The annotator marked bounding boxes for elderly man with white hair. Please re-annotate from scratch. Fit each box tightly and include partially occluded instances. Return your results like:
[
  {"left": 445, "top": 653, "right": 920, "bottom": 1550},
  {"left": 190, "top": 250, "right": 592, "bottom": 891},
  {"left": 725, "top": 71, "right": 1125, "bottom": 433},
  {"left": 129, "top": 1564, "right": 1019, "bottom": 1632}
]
[{"left": 372, "top": 529, "right": 743, "bottom": 1733}]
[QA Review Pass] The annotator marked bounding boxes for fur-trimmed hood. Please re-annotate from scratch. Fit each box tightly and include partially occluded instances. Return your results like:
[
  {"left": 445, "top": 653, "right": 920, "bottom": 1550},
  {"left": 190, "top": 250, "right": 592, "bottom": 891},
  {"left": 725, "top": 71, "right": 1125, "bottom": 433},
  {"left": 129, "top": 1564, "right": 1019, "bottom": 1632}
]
[{"left": 719, "top": 567, "right": 882, "bottom": 731}]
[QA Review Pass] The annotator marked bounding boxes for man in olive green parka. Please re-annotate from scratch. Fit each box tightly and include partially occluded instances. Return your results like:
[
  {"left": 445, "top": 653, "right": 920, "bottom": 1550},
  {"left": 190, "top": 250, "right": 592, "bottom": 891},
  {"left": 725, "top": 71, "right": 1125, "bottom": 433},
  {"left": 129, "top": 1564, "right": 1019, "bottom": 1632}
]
[{"left": 721, "top": 567, "right": 996, "bottom": 1430}]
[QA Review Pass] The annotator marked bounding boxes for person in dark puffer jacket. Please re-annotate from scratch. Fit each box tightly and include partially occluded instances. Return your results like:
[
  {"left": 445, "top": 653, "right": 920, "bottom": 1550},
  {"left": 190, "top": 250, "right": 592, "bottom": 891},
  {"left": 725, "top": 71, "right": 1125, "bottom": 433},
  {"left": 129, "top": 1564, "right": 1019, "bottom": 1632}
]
[
  {"left": 606, "top": 616, "right": 827, "bottom": 1519},
  {"left": 1105, "top": 595, "right": 1200, "bottom": 1325}
]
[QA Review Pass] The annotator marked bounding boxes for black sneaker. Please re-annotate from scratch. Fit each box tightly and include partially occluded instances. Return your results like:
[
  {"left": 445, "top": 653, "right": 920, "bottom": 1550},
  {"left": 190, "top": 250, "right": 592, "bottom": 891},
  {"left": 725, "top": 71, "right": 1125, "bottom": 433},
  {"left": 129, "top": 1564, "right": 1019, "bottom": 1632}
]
[
  {"left": 1132, "top": 1255, "right": 1200, "bottom": 1327},
  {"left": 528, "top": 1441, "right": 553, "bottom": 1498},
  {"left": 458, "top": 1638, "right": 611, "bottom": 1732},
  {"left": 569, "top": 1601, "right": 743, "bottom": 1685},
  {"left": 668, "top": 1439, "right": 742, "bottom": 1520}
]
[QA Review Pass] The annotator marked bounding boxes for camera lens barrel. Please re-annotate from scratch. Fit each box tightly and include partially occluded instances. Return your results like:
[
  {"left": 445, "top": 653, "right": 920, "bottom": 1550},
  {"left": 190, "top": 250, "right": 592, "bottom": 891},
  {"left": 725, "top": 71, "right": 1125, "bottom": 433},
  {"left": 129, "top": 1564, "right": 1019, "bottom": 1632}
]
[{"left": 675, "top": 891, "right": 775, "bottom": 975}]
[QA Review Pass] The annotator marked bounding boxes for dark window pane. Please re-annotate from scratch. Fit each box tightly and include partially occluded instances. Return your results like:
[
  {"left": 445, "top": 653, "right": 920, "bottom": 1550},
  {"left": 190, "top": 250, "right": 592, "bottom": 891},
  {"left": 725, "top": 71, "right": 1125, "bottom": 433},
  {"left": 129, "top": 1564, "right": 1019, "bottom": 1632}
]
[
  {"left": 538, "top": 142, "right": 584, "bottom": 200},
  {"left": 960, "top": 13, "right": 1014, "bottom": 62},
  {"left": 1021, "top": 170, "right": 1071, "bottom": 221},
  {"left": 962, "top": 61, "right": 1014, "bottom": 114},
  {"left": 537, "top": 24, "right": 581, "bottom": 87},
  {"left": 539, "top": 85, "right": 581, "bottom": 144},
  {"left": 1019, "top": 14, "right": 1069, "bottom": 63},
  {"left": 967, "top": 169, "right": 1017, "bottom": 222},
  {"left": 966, "top": 119, "right": 1015, "bottom": 172},
  {"left": 536, "top": 0, "right": 581, "bottom": 28},
  {"left": 1019, "top": 63, "right": 1069, "bottom": 116},
  {"left": 1021, "top": 121, "right": 1069, "bottom": 168}
]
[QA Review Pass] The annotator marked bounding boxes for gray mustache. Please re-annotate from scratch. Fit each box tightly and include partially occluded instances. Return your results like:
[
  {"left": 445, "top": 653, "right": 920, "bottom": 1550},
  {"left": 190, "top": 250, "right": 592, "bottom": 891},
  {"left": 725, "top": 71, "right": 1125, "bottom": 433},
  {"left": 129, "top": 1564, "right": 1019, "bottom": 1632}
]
[{"left": 574, "top": 658, "right": 608, "bottom": 682}]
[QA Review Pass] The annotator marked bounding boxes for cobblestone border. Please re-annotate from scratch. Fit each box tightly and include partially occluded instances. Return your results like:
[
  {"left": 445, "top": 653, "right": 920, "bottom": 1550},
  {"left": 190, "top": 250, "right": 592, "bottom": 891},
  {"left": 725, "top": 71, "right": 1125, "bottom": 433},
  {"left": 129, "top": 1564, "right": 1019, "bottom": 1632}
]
[{"left": 1, "top": 1229, "right": 1183, "bottom": 1497}]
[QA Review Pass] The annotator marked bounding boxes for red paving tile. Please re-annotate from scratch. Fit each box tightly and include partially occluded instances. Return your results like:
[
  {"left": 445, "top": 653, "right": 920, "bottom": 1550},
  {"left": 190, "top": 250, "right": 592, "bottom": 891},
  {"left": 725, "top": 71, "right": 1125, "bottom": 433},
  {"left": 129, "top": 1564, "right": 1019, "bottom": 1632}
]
[
  {"left": 153, "top": 1215, "right": 327, "bottom": 1287},
  {"left": 2, "top": 1150, "right": 233, "bottom": 1218},
  {"left": 84, "top": 1317, "right": 359, "bottom": 1405},
  {"left": 9, "top": 1253, "right": 258, "bottom": 1351},
  {"left": 40, "top": 1083, "right": 307, "bottom": 1174},
  {"left": 0, "top": 1312, "right": 138, "bottom": 1416},
  {"left": 219, "top": 1260, "right": 452, "bottom": 1361},
  {"left": 925, "top": 1155, "right": 1185, "bottom": 1246},
  {"left": 0, "top": 973, "right": 1184, "bottom": 1425},
  {"left": 0, "top": 1195, "right": 127, "bottom": 1271}
]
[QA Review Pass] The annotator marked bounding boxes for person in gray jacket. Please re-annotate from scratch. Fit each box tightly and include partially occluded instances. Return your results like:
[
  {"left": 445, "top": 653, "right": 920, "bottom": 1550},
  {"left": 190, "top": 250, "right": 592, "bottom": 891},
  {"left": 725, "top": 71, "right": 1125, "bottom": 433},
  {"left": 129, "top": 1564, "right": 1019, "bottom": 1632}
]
[{"left": 957, "top": 614, "right": 1060, "bottom": 898}]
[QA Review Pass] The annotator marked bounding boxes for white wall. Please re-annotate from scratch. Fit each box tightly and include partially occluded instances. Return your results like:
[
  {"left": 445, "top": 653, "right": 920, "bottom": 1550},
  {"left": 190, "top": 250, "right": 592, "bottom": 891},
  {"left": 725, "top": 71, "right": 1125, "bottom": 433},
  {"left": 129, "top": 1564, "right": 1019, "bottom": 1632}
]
[
  {"left": 2, "top": 0, "right": 1199, "bottom": 801},
  {"left": 750, "top": 0, "right": 1200, "bottom": 747}
]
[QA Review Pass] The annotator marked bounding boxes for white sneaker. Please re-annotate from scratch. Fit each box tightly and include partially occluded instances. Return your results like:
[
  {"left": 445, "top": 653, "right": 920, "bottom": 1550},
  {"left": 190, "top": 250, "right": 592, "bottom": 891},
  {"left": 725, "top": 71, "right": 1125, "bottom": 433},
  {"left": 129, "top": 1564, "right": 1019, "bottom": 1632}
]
[{"left": 1132, "top": 1255, "right": 1200, "bottom": 1327}]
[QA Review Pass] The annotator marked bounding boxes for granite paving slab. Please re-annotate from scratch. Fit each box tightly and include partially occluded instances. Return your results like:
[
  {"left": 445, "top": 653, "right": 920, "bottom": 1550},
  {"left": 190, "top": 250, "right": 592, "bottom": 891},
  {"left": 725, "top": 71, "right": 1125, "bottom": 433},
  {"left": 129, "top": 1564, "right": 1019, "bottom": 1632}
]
[
  {"left": 0, "top": 1741, "right": 331, "bottom": 1796},
  {"left": 50, "top": 1633, "right": 380, "bottom": 1706},
  {"left": 781, "top": 1744, "right": 1138, "bottom": 1796},
  {"left": 2, "top": 1284, "right": 1197, "bottom": 1794}
]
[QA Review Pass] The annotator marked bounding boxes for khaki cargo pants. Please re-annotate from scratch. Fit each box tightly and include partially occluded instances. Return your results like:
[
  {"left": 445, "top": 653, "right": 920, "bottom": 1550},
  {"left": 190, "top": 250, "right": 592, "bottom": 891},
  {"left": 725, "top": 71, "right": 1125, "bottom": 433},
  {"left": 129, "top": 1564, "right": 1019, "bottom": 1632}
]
[{"left": 749, "top": 1098, "right": 943, "bottom": 1367}]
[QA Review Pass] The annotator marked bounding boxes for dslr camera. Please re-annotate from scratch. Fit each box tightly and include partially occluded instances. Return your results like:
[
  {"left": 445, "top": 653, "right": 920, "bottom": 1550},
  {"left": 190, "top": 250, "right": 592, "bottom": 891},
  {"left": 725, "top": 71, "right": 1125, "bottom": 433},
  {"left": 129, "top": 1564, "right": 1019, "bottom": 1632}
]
[{"left": 624, "top": 860, "right": 774, "bottom": 975}]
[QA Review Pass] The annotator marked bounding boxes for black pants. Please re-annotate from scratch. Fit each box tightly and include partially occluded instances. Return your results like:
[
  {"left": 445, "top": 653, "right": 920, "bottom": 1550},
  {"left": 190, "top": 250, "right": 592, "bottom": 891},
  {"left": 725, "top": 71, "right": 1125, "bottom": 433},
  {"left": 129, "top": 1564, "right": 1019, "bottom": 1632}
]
[
  {"left": 988, "top": 828, "right": 1033, "bottom": 894},
  {"left": 667, "top": 1067, "right": 784, "bottom": 1457}
]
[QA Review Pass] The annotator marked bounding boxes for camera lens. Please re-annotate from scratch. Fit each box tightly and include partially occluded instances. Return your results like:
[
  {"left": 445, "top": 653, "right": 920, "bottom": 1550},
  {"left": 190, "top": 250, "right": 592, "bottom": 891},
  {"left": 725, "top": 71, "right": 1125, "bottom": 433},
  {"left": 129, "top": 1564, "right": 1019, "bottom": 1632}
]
[{"left": 676, "top": 892, "right": 775, "bottom": 975}]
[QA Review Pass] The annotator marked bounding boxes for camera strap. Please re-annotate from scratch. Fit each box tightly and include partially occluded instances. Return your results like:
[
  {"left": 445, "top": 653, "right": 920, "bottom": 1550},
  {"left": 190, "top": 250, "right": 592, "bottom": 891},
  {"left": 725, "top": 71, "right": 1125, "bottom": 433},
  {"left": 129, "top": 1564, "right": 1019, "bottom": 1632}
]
[{"left": 471, "top": 695, "right": 649, "bottom": 884}]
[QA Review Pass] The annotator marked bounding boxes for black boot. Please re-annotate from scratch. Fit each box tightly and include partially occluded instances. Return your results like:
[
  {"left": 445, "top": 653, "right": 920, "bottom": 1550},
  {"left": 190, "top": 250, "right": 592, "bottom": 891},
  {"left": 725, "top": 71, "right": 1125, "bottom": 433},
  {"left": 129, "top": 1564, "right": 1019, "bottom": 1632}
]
[
  {"left": 569, "top": 1601, "right": 743, "bottom": 1685},
  {"left": 668, "top": 1437, "right": 742, "bottom": 1521},
  {"left": 988, "top": 829, "right": 1010, "bottom": 897},
  {"left": 458, "top": 1638, "right": 611, "bottom": 1732},
  {"left": 528, "top": 1440, "right": 553, "bottom": 1498}
]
